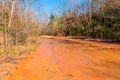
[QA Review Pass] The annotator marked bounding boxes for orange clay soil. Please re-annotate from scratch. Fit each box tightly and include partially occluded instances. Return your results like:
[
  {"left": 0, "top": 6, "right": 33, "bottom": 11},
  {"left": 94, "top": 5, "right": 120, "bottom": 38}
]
[{"left": 4, "top": 36, "right": 120, "bottom": 80}]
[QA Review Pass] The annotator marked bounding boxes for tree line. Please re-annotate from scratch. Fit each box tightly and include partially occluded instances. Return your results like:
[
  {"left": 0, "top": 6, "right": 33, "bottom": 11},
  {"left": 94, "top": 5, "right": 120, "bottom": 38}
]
[{"left": 45, "top": 0, "right": 120, "bottom": 41}]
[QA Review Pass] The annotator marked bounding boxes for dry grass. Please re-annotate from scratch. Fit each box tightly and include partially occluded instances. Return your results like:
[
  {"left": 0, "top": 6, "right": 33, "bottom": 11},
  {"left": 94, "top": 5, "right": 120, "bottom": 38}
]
[{"left": 0, "top": 35, "right": 40, "bottom": 80}]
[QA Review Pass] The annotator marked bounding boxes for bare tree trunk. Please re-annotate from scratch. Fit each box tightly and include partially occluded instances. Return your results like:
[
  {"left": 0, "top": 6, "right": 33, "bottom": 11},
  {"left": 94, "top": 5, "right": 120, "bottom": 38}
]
[
  {"left": 25, "top": 0, "right": 29, "bottom": 34},
  {"left": 2, "top": 0, "right": 8, "bottom": 46},
  {"left": 87, "top": 0, "right": 92, "bottom": 37},
  {"left": 97, "top": 0, "right": 99, "bottom": 11},
  {"left": 8, "top": 0, "right": 15, "bottom": 28},
  {"left": 8, "top": 0, "right": 15, "bottom": 46},
  {"left": 4, "top": 15, "right": 7, "bottom": 46}
]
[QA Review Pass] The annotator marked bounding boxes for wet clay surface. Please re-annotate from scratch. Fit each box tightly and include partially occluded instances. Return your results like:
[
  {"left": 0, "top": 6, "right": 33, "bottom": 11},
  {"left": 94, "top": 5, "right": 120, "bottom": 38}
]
[{"left": 4, "top": 37, "right": 120, "bottom": 80}]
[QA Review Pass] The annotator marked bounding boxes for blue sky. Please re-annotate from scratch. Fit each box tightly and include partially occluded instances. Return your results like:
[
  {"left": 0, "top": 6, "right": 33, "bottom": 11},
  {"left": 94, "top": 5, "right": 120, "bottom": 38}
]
[
  {"left": 29, "top": 0, "right": 87, "bottom": 21},
  {"left": 30, "top": 0, "right": 60, "bottom": 17},
  {"left": 31, "top": 0, "right": 87, "bottom": 14},
  {"left": 41, "top": 0, "right": 60, "bottom": 14}
]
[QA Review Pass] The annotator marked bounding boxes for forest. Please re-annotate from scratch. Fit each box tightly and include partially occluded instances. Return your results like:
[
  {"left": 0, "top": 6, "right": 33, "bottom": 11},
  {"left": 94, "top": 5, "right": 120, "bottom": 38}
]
[
  {"left": 44, "top": 0, "right": 120, "bottom": 41},
  {"left": 0, "top": 0, "right": 120, "bottom": 47}
]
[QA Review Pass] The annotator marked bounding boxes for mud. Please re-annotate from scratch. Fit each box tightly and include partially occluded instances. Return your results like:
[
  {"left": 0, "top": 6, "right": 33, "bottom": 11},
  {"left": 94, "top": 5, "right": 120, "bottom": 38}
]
[{"left": 4, "top": 36, "right": 120, "bottom": 80}]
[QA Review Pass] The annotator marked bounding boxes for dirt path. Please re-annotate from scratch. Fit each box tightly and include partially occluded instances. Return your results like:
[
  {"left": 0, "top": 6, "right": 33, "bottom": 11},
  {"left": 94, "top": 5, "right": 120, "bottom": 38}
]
[{"left": 4, "top": 37, "right": 120, "bottom": 80}]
